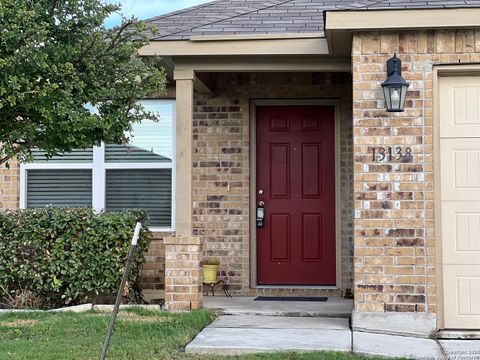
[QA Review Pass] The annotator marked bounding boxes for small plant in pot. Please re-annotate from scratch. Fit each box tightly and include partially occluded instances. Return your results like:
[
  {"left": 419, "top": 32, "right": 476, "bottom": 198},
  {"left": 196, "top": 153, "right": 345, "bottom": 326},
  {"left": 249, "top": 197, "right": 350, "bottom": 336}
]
[{"left": 203, "top": 259, "right": 220, "bottom": 283}]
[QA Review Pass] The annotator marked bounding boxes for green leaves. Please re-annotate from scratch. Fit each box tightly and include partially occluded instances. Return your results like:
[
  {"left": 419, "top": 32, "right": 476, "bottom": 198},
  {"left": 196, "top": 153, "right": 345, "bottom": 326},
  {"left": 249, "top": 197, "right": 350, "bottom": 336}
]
[
  {"left": 0, "top": 208, "right": 152, "bottom": 309},
  {"left": 0, "top": 0, "right": 166, "bottom": 165}
]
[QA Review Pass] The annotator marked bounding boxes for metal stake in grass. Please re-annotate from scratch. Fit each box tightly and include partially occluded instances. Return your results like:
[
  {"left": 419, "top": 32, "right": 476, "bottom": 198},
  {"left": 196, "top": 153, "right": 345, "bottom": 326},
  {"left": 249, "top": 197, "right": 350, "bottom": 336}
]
[{"left": 99, "top": 222, "right": 142, "bottom": 360}]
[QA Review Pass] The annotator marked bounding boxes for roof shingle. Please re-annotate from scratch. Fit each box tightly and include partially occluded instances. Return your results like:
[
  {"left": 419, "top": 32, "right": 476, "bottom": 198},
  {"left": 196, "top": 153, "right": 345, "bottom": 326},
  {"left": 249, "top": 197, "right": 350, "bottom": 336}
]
[{"left": 145, "top": 0, "right": 480, "bottom": 40}]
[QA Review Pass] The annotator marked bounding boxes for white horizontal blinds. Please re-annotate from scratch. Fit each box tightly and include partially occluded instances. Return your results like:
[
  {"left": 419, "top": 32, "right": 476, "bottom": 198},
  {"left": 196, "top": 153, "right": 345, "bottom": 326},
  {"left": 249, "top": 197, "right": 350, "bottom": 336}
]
[
  {"left": 105, "top": 101, "right": 174, "bottom": 163},
  {"left": 26, "top": 169, "right": 92, "bottom": 208},
  {"left": 31, "top": 148, "right": 93, "bottom": 162},
  {"left": 105, "top": 169, "right": 172, "bottom": 227}
]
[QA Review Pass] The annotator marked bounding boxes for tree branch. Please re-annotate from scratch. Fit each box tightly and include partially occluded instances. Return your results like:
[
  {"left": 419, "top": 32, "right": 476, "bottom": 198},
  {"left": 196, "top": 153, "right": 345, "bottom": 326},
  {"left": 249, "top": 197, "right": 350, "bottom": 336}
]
[
  {"left": 49, "top": 0, "right": 58, "bottom": 18},
  {"left": 76, "top": 38, "right": 98, "bottom": 65},
  {"left": 0, "top": 140, "right": 39, "bottom": 166},
  {"left": 0, "top": 153, "right": 15, "bottom": 166},
  {"left": 105, "top": 20, "right": 134, "bottom": 53},
  {"left": 75, "top": 21, "right": 134, "bottom": 66}
]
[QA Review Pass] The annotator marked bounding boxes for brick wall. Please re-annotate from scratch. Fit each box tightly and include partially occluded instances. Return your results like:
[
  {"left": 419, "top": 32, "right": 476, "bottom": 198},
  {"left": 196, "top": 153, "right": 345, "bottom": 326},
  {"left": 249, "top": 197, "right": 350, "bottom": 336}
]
[
  {"left": 139, "top": 233, "right": 166, "bottom": 300},
  {"left": 193, "top": 72, "right": 354, "bottom": 295},
  {"left": 352, "top": 30, "right": 480, "bottom": 314},
  {"left": 0, "top": 159, "right": 19, "bottom": 210}
]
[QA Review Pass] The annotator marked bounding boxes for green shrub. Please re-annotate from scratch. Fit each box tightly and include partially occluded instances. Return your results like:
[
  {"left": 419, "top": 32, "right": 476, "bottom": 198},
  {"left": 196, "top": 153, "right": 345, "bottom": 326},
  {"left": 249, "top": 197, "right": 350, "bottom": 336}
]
[{"left": 0, "top": 207, "right": 152, "bottom": 309}]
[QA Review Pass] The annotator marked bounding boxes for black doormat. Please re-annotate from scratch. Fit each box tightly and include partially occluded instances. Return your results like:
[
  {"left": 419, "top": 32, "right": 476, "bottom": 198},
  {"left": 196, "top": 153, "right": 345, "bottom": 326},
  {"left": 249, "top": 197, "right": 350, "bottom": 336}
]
[{"left": 254, "top": 296, "right": 328, "bottom": 302}]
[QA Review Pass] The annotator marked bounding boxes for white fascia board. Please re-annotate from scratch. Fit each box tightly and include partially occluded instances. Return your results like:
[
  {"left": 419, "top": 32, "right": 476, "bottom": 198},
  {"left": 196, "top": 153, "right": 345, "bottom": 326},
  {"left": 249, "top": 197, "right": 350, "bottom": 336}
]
[
  {"left": 325, "top": 8, "right": 480, "bottom": 31},
  {"left": 139, "top": 37, "right": 329, "bottom": 57}
]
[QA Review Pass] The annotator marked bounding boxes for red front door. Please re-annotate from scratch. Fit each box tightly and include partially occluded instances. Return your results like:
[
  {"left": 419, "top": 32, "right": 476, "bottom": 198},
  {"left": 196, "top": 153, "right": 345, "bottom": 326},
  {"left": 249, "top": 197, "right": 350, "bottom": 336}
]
[{"left": 256, "top": 106, "right": 336, "bottom": 285}]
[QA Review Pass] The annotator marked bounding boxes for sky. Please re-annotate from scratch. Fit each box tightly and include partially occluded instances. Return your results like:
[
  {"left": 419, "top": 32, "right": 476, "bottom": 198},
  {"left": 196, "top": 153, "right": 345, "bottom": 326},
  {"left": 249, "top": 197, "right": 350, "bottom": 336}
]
[{"left": 104, "top": 0, "right": 212, "bottom": 27}]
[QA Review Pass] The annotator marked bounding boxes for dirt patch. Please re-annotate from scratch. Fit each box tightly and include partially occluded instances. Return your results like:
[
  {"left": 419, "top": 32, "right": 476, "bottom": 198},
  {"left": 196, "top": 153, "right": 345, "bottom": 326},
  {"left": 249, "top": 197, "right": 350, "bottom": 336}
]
[
  {"left": 117, "top": 312, "right": 166, "bottom": 324},
  {"left": 1, "top": 319, "right": 39, "bottom": 327}
]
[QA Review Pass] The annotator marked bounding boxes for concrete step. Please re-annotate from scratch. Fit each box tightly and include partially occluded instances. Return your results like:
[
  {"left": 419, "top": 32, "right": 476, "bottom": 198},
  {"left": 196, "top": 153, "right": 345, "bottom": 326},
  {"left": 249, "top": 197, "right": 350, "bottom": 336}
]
[
  {"left": 209, "top": 315, "right": 349, "bottom": 330},
  {"left": 439, "top": 339, "right": 480, "bottom": 359},
  {"left": 353, "top": 332, "right": 443, "bottom": 360},
  {"left": 203, "top": 296, "right": 353, "bottom": 318}
]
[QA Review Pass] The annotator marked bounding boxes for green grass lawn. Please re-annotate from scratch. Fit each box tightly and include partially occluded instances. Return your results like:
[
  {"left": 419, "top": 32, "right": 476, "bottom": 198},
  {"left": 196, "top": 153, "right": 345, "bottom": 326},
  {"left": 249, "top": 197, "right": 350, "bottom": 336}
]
[{"left": 0, "top": 309, "right": 393, "bottom": 360}]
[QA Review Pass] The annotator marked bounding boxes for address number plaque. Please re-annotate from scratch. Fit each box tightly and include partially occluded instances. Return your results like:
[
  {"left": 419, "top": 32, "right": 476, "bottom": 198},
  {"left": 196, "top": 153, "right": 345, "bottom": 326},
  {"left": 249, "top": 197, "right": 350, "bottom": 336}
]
[{"left": 372, "top": 146, "right": 413, "bottom": 163}]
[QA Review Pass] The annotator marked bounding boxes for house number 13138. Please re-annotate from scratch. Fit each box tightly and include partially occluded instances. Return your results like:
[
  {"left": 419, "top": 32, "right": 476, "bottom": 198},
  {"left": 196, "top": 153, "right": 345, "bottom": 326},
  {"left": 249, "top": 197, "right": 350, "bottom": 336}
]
[{"left": 372, "top": 146, "right": 413, "bottom": 162}]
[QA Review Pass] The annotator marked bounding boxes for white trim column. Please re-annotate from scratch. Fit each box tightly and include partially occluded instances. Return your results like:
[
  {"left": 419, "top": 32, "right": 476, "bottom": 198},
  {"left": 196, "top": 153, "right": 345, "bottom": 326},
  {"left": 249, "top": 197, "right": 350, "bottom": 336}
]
[
  {"left": 173, "top": 69, "right": 194, "bottom": 237},
  {"left": 19, "top": 163, "right": 27, "bottom": 208},
  {"left": 92, "top": 144, "right": 105, "bottom": 210}
]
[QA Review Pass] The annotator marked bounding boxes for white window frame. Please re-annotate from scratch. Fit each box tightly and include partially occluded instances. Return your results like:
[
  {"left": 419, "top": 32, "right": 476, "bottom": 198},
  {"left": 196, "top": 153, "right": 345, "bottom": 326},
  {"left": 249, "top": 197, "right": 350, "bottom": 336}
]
[{"left": 20, "top": 99, "right": 176, "bottom": 233}]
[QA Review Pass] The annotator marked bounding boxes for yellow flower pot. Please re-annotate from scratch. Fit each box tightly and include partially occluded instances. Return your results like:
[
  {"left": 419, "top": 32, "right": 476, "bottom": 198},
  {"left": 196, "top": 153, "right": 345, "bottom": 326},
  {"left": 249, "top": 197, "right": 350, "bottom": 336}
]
[{"left": 203, "top": 264, "right": 219, "bottom": 283}]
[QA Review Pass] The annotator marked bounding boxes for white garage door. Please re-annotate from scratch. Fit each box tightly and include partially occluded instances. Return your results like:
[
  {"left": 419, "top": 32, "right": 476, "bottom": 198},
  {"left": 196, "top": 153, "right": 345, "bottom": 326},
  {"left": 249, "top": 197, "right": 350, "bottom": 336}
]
[{"left": 440, "top": 76, "right": 480, "bottom": 329}]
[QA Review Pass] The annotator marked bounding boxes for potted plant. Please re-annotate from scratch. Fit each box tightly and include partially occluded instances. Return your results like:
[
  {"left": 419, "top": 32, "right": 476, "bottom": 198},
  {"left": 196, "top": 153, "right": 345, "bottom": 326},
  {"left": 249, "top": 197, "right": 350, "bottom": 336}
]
[{"left": 203, "top": 259, "right": 220, "bottom": 283}]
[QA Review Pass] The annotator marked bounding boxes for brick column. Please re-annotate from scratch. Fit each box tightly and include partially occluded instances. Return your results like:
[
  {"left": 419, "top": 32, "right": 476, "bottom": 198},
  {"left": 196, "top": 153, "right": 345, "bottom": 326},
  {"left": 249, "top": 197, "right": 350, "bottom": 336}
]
[
  {"left": 0, "top": 159, "right": 19, "bottom": 209},
  {"left": 164, "top": 236, "right": 203, "bottom": 311}
]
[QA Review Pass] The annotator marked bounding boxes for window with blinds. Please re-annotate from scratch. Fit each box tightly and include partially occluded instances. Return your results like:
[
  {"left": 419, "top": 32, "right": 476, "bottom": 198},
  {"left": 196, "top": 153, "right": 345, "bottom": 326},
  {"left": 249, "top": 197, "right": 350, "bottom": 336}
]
[
  {"left": 27, "top": 169, "right": 92, "bottom": 208},
  {"left": 21, "top": 99, "right": 175, "bottom": 230},
  {"left": 106, "top": 169, "right": 172, "bottom": 227}
]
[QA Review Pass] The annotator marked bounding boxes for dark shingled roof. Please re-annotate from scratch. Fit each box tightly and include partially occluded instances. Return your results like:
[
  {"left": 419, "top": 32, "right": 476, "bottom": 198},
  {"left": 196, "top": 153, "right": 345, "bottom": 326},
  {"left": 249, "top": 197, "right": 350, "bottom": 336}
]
[{"left": 145, "top": 0, "right": 480, "bottom": 40}]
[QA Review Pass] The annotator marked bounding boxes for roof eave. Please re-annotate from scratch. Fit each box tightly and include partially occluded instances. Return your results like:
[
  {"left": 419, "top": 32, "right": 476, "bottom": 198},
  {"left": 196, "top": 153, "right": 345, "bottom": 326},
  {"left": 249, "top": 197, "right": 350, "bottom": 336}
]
[
  {"left": 139, "top": 34, "right": 329, "bottom": 57},
  {"left": 325, "top": 7, "right": 480, "bottom": 32},
  {"left": 324, "top": 7, "right": 480, "bottom": 55}
]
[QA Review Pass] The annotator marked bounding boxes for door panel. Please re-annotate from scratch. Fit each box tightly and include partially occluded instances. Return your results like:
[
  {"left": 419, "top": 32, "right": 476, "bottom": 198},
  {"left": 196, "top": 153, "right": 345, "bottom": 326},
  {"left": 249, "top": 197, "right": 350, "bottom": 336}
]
[
  {"left": 270, "top": 214, "right": 291, "bottom": 262},
  {"left": 302, "top": 144, "right": 322, "bottom": 199},
  {"left": 256, "top": 106, "right": 336, "bottom": 285},
  {"left": 440, "top": 76, "right": 480, "bottom": 329},
  {"left": 302, "top": 213, "right": 323, "bottom": 261},
  {"left": 442, "top": 203, "right": 480, "bottom": 264},
  {"left": 440, "top": 77, "right": 480, "bottom": 138},
  {"left": 440, "top": 139, "right": 480, "bottom": 201},
  {"left": 270, "top": 144, "right": 290, "bottom": 198},
  {"left": 443, "top": 265, "right": 480, "bottom": 328}
]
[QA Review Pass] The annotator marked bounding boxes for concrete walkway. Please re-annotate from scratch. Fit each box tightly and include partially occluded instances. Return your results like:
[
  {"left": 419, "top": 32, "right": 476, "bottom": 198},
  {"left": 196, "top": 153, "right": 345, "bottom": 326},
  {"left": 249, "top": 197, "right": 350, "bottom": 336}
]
[
  {"left": 186, "top": 315, "right": 352, "bottom": 355},
  {"left": 187, "top": 297, "right": 480, "bottom": 358},
  {"left": 203, "top": 296, "right": 353, "bottom": 317}
]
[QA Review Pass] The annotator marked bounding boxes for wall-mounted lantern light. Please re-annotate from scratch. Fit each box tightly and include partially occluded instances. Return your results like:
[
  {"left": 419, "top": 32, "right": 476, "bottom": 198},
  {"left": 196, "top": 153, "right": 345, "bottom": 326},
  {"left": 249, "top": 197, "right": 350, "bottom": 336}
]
[{"left": 381, "top": 54, "right": 410, "bottom": 112}]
